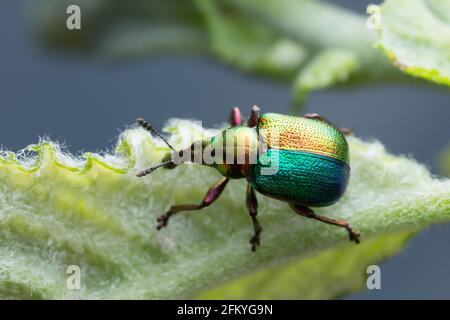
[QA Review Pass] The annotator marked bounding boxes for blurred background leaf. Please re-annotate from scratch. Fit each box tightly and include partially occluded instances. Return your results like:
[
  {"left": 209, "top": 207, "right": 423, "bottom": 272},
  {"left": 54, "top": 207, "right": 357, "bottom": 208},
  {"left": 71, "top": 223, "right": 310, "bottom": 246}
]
[
  {"left": 195, "top": 0, "right": 306, "bottom": 80},
  {"left": 35, "top": 0, "right": 428, "bottom": 107},
  {"left": 292, "top": 49, "right": 360, "bottom": 107},
  {"left": 35, "top": 0, "right": 207, "bottom": 58}
]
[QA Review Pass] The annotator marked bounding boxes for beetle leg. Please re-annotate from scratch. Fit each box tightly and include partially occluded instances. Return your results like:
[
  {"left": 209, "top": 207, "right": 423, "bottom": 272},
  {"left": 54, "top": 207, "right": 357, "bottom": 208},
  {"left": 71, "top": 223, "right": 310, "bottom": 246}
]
[
  {"left": 303, "top": 113, "right": 353, "bottom": 136},
  {"left": 246, "top": 184, "right": 262, "bottom": 252},
  {"left": 230, "top": 107, "right": 244, "bottom": 126},
  {"left": 337, "top": 127, "right": 353, "bottom": 135},
  {"left": 290, "top": 204, "right": 360, "bottom": 244},
  {"left": 156, "top": 177, "right": 229, "bottom": 230},
  {"left": 247, "top": 105, "right": 261, "bottom": 128}
]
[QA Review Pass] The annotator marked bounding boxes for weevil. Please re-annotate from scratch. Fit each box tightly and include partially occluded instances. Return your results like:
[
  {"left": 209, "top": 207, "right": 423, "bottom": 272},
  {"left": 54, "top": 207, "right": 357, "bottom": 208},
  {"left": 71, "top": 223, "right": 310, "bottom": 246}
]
[{"left": 136, "top": 106, "right": 360, "bottom": 251}]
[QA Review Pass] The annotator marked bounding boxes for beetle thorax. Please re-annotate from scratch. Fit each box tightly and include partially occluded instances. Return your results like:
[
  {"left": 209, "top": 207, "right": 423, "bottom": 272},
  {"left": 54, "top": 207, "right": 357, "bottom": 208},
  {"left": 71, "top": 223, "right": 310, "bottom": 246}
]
[{"left": 209, "top": 126, "right": 259, "bottom": 179}]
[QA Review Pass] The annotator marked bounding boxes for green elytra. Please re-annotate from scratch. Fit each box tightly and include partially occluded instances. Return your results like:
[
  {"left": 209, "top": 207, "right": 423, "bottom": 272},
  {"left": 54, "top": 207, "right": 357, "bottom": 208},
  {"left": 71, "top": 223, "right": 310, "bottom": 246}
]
[{"left": 136, "top": 106, "right": 359, "bottom": 252}]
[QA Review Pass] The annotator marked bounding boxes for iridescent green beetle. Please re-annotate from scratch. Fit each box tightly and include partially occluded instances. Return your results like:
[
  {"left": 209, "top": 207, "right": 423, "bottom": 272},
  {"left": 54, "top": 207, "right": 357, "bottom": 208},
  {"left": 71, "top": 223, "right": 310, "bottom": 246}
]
[{"left": 136, "top": 106, "right": 359, "bottom": 251}]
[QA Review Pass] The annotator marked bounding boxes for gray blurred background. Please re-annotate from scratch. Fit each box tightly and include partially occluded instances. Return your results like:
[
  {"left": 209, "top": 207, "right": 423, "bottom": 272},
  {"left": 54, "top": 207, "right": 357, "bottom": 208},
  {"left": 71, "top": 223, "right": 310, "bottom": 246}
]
[{"left": 1, "top": 0, "right": 449, "bottom": 299}]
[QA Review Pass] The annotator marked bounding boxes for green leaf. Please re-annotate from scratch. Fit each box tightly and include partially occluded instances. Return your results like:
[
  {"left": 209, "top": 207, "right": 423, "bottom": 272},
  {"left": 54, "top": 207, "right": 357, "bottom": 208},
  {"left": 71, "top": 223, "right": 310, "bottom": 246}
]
[
  {"left": 196, "top": 231, "right": 414, "bottom": 299},
  {"left": 368, "top": 0, "right": 450, "bottom": 86},
  {"left": 0, "top": 119, "right": 449, "bottom": 299},
  {"left": 293, "top": 49, "right": 360, "bottom": 106}
]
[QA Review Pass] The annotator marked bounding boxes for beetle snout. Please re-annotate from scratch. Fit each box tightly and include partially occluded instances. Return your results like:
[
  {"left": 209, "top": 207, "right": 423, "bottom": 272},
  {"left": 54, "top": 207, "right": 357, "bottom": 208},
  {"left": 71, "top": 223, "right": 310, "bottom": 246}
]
[{"left": 161, "top": 151, "right": 178, "bottom": 169}]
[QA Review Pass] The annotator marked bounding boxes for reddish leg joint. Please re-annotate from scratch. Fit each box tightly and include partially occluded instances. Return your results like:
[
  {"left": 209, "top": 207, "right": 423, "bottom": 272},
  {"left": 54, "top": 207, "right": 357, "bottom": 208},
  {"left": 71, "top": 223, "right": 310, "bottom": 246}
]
[
  {"left": 230, "top": 107, "right": 244, "bottom": 126},
  {"left": 247, "top": 105, "right": 260, "bottom": 128}
]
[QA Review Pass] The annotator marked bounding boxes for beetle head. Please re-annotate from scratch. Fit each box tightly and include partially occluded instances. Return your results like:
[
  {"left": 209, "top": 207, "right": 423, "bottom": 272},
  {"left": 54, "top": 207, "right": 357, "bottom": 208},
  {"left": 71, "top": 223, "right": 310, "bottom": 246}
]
[{"left": 137, "top": 125, "right": 259, "bottom": 179}]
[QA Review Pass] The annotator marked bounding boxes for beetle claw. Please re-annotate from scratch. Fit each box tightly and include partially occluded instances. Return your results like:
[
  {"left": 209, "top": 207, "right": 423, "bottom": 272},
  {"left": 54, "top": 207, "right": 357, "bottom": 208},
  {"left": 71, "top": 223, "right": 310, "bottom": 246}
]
[
  {"left": 347, "top": 226, "right": 360, "bottom": 244},
  {"left": 156, "top": 213, "right": 170, "bottom": 230},
  {"left": 249, "top": 235, "right": 260, "bottom": 252}
]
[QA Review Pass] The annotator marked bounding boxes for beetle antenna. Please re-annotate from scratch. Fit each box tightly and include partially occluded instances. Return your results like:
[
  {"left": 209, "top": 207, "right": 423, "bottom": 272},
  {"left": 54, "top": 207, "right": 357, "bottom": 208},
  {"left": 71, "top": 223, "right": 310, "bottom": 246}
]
[
  {"left": 136, "top": 160, "right": 174, "bottom": 177},
  {"left": 136, "top": 118, "right": 176, "bottom": 152}
]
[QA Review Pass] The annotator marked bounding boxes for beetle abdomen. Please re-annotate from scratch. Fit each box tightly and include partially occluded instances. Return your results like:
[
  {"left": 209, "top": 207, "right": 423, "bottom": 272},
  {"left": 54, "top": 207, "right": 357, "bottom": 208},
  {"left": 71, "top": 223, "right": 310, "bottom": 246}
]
[
  {"left": 251, "top": 149, "right": 349, "bottom": 206},
  {"left": 250, "top": 113, "right": 350, "bottom": 206}
]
